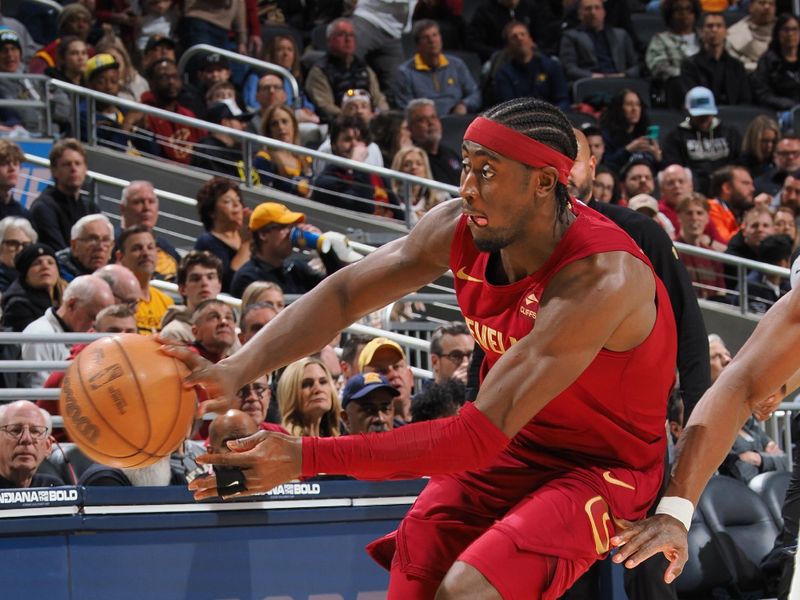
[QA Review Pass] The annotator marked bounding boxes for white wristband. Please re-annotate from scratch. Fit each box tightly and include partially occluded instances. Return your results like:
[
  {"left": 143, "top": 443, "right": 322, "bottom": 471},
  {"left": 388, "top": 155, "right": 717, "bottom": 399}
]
[{"left": 655, "top": 496, "right": 694, "bottom": 532}]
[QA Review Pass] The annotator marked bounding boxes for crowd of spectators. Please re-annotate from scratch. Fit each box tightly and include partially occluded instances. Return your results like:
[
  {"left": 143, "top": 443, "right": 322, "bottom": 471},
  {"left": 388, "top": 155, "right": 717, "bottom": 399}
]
[{"left": 0, "top": 0, "right": 794, "bottom": 503}]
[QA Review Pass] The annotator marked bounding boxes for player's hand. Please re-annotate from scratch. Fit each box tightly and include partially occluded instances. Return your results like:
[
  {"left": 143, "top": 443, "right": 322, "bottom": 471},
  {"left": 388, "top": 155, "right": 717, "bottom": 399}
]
[
  {"left": 188, "top": 431, "right": 302, "bottom": 500},
  {"left": 752, "top": 392, "right": 781, "bottom": 421},
  {"left": 159, "top": 340, "right": 241, "bottom": 416},
  {"left": 610, "top": 515, "right": 688, "bottom": 584}
]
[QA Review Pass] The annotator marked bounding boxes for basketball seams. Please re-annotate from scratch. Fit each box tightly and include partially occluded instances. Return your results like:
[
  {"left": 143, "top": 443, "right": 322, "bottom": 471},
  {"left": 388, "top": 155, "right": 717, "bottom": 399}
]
[
  {"left": 149, "top": 356, "right": 189, "bottom": 458},
  {"left": 72, "top": 349, "right": 140, "bottom": 461},
  {"left": 112, "top": 337, "right": 153, "bottom": 450}
]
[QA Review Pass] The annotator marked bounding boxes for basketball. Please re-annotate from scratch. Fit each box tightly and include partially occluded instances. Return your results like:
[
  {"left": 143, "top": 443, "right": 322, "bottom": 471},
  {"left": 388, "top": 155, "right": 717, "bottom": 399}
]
[{"left": 59, "top": 334, "right": 196, "bottom": 469}]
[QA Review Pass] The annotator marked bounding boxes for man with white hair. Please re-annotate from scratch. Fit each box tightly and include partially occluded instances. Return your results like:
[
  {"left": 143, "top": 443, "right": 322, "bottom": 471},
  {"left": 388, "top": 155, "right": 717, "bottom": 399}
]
[
  {"left": 56, "top": 213, "right": 114, "bottom": 281},
  {"left": 657, "top": 164, "right": 694, "bottom": 233},
  {"left": 0, "top": 401, "right": 63, "bottom": 488},
  {"left": 20, "top": 274, "right": 114, "bottom": 387},
  {"left": 118, "top": 180, "right": 179, "bottom": 282}
]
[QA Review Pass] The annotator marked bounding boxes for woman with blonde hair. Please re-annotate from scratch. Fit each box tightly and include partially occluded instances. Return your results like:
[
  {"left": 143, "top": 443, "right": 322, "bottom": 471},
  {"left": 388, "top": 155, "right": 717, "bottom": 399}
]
[
  {"left": 277, "top": 357, "right": 341, "bottom": 437},
  {"left": 391, "top": 145, "right": 450, "bottom": 223},
  {"left": 254, "top": 104, "right": 313, "bottom": 197},
  {"left": 241, "top": 280, "right": 285, "bottom": 311},
  {"left": 740, "top": 114, "right": 780, "bottom": 177}
]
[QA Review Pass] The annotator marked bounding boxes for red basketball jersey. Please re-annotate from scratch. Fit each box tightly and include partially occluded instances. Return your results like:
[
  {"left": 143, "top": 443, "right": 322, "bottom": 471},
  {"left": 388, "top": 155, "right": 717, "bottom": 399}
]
[{"left": 450, "top": 202, "right": 678, "bottom": 475}]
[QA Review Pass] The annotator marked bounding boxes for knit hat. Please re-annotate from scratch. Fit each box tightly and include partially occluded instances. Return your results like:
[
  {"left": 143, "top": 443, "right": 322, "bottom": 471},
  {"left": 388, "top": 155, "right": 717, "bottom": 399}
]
[
  {"left": 15, "top": 243, "right": 56, "bottom": 280},
  {"left": 58, "top": 3, "right": 92, "bottom": 33}
]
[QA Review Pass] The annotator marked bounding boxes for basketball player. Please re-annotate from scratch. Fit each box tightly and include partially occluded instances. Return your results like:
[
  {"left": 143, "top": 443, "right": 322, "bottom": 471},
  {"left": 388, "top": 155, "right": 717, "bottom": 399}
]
[{"left": 165, "top": 98, "right": 678, "bottom": 599}]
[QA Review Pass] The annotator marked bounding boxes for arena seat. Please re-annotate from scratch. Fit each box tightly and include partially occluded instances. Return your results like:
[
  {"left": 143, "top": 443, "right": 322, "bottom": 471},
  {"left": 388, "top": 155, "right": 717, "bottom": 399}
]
[
  {"left": 39, "top": 443, "right": 96, "bottom": 485},
  {"left": 699, "top": 475, "right": 779, "bottom": 594},
  {"left": 648, "top": 107, "right": 685, "bottom": 145},
  {"left": 447, "top": 49, "right": 482, "bottom": 84},
  {"left": 675, "top": 508, "right": 737, "bottom": 599},
  {"left": 717, "top": 106, "right": 777, "bottom": 138},
  {"left": 440, "top": 114, "right": 476, "bottom": 153},
  {"left": 631, "top": 13, "right": 666, "bottom": 49},
  {"left": 749, "top": 471, "right": 792, "bottom": 530},
  {"left": 572, "top": 77, "right": 651, "bottom": 107}
]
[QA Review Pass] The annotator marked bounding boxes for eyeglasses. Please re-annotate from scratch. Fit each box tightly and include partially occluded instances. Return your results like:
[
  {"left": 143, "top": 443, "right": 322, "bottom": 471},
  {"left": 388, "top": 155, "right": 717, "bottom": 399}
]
[
  {"left": 115, "top": 295, "right": 139, "bottom": 311},
  {"left": 78, "top": 235, "right": 114, "bottom": 246},
  {"left": 1, "top": 239, "right": 30, "bottom": 251},
  {"left": 435, "top": 350, "right": 473, "bottom": 364},
  {"left": 258, "top": 84, "right": 283, "bottom": 92},
  {"left": 776, "top": 150, "right": 800, "bottom": 158},
  {"left": 0, "top": 424, "right": 49, "bottom": 440},
  {"left": 237, "top": 383, "right": 269, "bottom": 400}
]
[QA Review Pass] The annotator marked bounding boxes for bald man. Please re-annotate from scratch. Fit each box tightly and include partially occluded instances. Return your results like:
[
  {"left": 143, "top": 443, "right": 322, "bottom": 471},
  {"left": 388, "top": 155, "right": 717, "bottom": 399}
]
[
  {"left": 209, "top": 409, "right": 258, "bottom": 455},
  {"left": 95, "top": 264, "right": 143, "bottom": 312}
]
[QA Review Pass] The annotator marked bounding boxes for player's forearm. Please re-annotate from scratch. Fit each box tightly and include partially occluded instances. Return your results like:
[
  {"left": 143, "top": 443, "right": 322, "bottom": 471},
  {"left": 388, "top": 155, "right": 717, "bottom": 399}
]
[
  {"left": 221, "top": 272, "right": 360, "bottom": 385},
  {"left": 302, "top": 402, "right": 510, "bottom": 479},
  {"left": 665, "top": 370, "right": 755, "bottom": 504}
]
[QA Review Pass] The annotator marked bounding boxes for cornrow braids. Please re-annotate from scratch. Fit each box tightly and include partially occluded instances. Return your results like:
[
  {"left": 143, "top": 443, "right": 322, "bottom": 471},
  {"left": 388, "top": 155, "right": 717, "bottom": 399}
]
[{"left": 482, "top": 99, "right": 578, "bottom": 226}]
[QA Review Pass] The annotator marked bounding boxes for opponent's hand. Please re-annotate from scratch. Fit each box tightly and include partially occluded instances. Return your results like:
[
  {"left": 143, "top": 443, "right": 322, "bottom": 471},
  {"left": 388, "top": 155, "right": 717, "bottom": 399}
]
[
  {"left": 610, "top": 515, "right": 688, "bottom": 584},
  {"left": 188, "top": 431, "right": 302, "bottom": 500},
  {"left": 159, "top": 340, "right": 241, "bottom": 416}
]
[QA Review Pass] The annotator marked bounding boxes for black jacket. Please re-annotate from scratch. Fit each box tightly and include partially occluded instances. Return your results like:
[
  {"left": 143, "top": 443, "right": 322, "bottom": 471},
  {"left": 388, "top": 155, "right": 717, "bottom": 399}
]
[
  {"left": 663, "top": 117, "right": 741, "bottom": 195},
  {"left": 190, "top": 135, "right": 244, "bottom": 180},
  {"left": 230, "top": 255, "right": 324, "bottom": 298},
  {"left": 29, "top": 185, "right": 98, "bottom": 252},
  {"left": 751, "top": 49, "right": 800, "bottom": 111},
  {"left": 677, "top": 48, "right": 752, "bottom": 107},
  {"left": 0, "top": 279, "right": 53, "bottom": 332}
]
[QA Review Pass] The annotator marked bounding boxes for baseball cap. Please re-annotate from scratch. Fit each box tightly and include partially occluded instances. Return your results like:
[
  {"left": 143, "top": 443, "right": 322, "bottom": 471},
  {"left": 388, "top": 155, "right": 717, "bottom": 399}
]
[
  {"left": 144, "top": 34, "right": 176, "bottom": 53},
  {"left": 628, "top": 194, "right": 659, "bottom": 216},
  {"left": 685, "top": 86, "right": 718, "bottom": 117},
  {"left": 0, "top": 28, "right": 20, "bottom": 50},
  {"left": 206, "top": 99, "right": 255, "bottom": 125},
  {"left": 342, "top": 88, "right": 371, "bottom": 106},
  {"left": 358, "top": 337, "right": 406, "bottom": 372},
  {"left": 84, "top": 53, "right": 119, "bottom": 81},
  {"left": 199, "top": 52, "right": 230, "bottom": 71},
  {"left": 249, "top": 202, "right": 305, "bottom": 231},
  {"left": 341, "top": 372, "right": 399, "bottom": 408}
]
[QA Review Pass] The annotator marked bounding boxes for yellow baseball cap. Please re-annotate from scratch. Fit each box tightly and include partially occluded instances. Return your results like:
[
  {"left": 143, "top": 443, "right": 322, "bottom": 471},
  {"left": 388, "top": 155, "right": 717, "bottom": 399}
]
[
  {"left": 85, "top": 53, "right": 119, "bottom": 81},
  {"left": 249, "top": 202, "right": 305, "bottom": 231},
  {"left": 358, "top": 337, "right": 406, "bottom": 372}
]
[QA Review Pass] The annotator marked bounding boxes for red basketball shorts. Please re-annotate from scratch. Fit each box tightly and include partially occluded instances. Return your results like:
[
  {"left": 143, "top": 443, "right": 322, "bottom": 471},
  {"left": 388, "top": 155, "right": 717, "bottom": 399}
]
[{"left": 368, "top": 461, "right": 661, "bottom": 600}]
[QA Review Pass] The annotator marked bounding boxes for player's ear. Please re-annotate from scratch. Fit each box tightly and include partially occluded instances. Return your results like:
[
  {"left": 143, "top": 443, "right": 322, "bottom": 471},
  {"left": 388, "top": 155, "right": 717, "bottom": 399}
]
[{"left": 537, "top": 167, "right": 559, "bottom": 196}]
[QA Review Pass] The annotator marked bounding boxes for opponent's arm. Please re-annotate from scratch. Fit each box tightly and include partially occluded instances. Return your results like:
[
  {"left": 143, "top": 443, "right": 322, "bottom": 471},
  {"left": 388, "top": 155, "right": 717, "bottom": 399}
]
[{"left": 611, "top": 288, "right": 800, "bottom": 581}]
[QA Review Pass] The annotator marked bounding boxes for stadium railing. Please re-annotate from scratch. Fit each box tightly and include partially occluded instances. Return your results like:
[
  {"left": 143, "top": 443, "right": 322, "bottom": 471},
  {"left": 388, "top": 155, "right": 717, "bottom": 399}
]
[
  {"left": 177, "top": 44, "right": 302, "bottom": 109},
  {"left": 48, "top": 79, "right": 459, "bottom": 228}
]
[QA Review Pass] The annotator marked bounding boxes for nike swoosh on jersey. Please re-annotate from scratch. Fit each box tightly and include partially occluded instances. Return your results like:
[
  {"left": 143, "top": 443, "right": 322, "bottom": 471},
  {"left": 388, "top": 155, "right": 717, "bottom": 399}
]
[
  {"left": 456, "top": 267, "right": 482, "bottom": 283},
  {"left": 603, "top": 470, "right": 635, "bottom": 490}
]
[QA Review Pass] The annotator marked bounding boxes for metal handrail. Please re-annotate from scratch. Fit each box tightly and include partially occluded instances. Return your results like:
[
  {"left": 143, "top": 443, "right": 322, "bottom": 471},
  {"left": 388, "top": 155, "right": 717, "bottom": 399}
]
[
  {"left": 176, "top": 44, "right": 301, "bottom": 109},
  {"left": 46, "top": 79, "right": 460, "bottom": 196},
  {"left": 674, "top": 241, "right": 791, "bottom": 278}
]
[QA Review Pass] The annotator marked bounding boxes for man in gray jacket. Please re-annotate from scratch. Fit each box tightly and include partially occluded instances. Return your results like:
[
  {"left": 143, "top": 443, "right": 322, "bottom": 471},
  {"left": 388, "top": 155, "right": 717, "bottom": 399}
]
[{"left": 559, "top": 0, "right": 640, "bottom": 82}]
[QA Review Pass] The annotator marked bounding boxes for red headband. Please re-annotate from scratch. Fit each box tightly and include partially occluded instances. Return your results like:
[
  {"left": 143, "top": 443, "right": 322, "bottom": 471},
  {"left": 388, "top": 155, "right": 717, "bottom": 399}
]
[{"left": 463, "top": 117, "right": 574, "bottom": 185}]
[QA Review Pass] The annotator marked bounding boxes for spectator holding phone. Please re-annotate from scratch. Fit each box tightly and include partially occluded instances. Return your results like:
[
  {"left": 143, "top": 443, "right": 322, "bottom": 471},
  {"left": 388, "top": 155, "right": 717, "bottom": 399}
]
[{"left": 600, "top": 89, "right": 662, "bottom": 172}]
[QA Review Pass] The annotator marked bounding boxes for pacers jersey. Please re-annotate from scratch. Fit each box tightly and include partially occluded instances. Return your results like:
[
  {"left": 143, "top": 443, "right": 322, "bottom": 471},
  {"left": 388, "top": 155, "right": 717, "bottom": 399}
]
[{"left": 450, "top": 202, "right": 677, "bottom": 475}]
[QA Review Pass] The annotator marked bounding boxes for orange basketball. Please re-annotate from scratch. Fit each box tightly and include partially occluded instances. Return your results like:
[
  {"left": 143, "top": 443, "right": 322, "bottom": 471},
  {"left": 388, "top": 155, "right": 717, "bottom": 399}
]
[{"left": 59, "top": 334, "right": 196, "bottom": 468}]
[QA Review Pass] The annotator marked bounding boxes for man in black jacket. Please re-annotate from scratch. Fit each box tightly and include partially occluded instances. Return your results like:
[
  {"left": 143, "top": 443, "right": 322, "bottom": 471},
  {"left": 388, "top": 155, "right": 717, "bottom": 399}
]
[
  {"left": 0, "top": 401, "right": 63, "bottom": 489},
  {"left": 29, "top": 138, "right": 97, "bottom": 251},
  {"left": 675, "top": 12, "right": 752, "bottom": 107}
]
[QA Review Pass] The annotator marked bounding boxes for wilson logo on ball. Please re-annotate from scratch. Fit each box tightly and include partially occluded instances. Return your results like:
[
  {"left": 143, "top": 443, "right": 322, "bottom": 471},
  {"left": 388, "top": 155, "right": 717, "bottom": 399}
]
[{"left": 62, "top": 373, "right": 101, "bottom": 444}]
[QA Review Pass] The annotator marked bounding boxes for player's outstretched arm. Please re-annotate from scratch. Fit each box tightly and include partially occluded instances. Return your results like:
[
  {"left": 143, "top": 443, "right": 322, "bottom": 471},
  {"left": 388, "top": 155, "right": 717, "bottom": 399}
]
[
  {"left": 611, "top": 288, "right": 800, "bottom": 583},
  {"left": 164, "top": 200, "right": 460, "bottom": 414}
]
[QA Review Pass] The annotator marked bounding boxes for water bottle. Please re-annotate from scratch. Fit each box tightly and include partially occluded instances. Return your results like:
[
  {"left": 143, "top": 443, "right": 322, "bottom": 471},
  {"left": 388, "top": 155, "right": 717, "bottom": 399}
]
[{"left": 290, "top": 227, "right": 331, "bottom": 253}]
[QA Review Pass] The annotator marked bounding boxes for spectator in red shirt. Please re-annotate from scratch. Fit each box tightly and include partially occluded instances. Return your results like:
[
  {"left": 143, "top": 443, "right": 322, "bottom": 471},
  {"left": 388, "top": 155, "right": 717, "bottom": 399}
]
[{"left": 131, "top": 59, "right": 204, "bottom": 164}]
